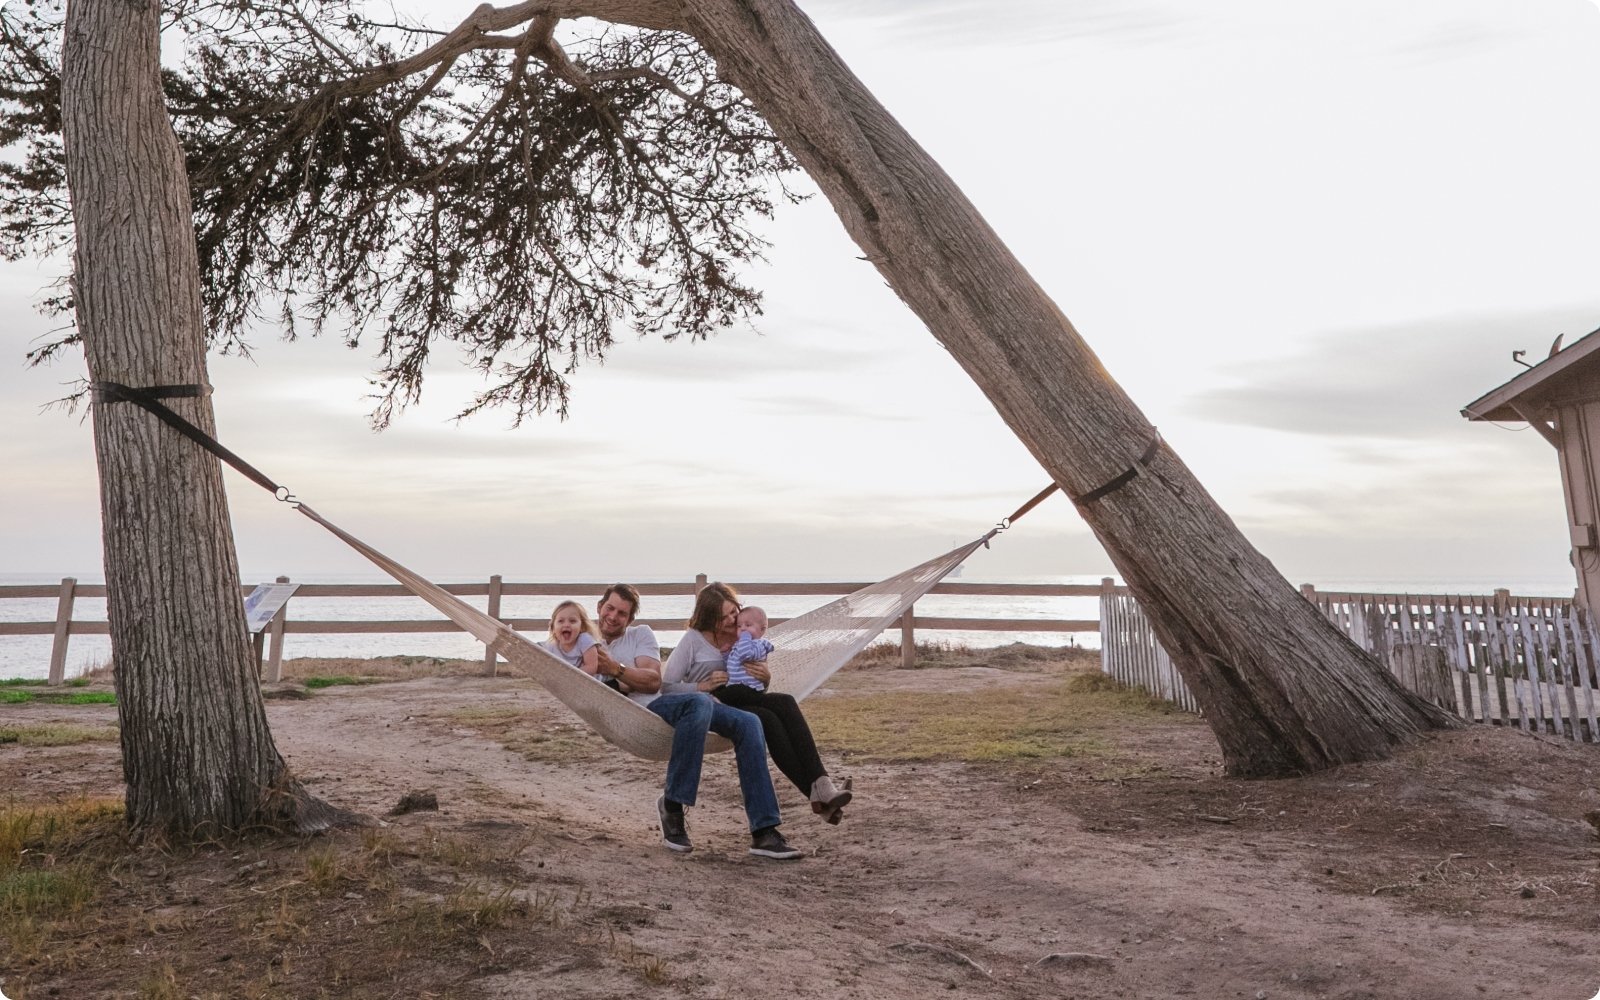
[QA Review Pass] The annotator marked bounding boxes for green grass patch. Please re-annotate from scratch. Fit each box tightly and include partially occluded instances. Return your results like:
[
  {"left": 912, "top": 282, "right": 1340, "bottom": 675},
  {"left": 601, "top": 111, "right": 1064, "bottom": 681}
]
[
  {"left": 0, "top": 678, "right": 45, "bottom": 687},
  {"left": 0, "top": 690, "right": 116, "bottom": 705},
  {"left": 0, "top": 724, "right": 118, "bottom": 747},
  {"left": 303, "top": 675, "right": 386, "bottom": 689},
  {"left": 807, "top": 674, "right": 1177, "bottom": 762},
  {"left": 0, "top": 867, "right": 95, "bottom": 917},
  {"left": 55, "top": 691, "right": 116, "bottom": 705}
]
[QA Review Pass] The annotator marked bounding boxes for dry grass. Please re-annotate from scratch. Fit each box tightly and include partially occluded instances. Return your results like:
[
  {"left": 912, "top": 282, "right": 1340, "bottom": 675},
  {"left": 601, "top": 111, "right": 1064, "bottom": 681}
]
[
  {"left": 0, "top": 798, "right": 125, "bottom": 874},
  {"left": 0, "top": 797, "right": 673, "bottom": 999},
  {"left": 281, "top": 655, "right": 487, "bottom": 683},
  {"left": 0, "top": 724, "right": 119, "bottom": 747},
  {"left": 445, "top": 705, "right": 611, "bottom": 764},
  {"left": 808, "top": 670, "right": 1177, "bottom": 762},
  {"left": 847, "top": 640, "right": 1091, "bottom": 673}
]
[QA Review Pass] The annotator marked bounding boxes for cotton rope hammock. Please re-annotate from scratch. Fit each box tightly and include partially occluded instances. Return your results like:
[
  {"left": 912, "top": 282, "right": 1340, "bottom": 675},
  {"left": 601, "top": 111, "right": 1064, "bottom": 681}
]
[{"left": 89, "top": 381, "right": 1064, "bottom": 761}]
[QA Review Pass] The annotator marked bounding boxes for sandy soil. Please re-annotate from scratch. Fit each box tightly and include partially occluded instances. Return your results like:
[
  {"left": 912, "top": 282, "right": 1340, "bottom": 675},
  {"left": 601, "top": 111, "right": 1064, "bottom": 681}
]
[{"left": 5, "top": 652, "right": 1600, "bottom": 999}]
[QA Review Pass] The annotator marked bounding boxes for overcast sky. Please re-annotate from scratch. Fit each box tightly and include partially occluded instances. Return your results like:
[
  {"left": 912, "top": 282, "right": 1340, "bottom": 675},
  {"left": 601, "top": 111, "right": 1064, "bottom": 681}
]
[{"left": 3, "top": 0, "right": 1598, "bottom": 592}]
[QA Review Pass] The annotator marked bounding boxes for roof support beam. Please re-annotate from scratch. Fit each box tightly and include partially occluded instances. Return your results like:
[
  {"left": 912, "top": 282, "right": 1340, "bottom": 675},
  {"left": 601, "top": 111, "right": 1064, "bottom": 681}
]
[{"left": 1508, "top": 401, "right": 1561, "bottom": 449}]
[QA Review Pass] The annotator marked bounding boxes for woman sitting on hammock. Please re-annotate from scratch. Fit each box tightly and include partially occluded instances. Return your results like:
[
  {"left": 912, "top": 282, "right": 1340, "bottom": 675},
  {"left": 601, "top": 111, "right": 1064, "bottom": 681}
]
[{"left": 662, "top": 583, "right": 854, "bottom": 823}]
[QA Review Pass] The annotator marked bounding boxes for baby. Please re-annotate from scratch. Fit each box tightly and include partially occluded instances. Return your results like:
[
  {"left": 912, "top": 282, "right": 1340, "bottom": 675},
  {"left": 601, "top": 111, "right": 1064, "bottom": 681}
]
[
  {"left": 541, "top": 600, "right": 601, "bottom": 675},
  {"left": 722, "top": 606, "right": 773, "bottom": 693}
]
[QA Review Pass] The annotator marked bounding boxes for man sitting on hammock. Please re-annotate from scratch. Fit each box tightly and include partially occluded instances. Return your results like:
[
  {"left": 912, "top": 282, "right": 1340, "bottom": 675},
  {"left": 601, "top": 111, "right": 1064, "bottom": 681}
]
[{"left": 592, "top": 584, "right": 803, "bottom": 860}]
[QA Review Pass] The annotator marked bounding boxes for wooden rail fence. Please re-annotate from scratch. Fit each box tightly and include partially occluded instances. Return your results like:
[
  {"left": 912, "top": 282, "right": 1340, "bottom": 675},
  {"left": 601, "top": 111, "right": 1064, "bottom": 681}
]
[
  {"left": 1100, "top": 584, "right": 1600, "bottom": 743},
  {"left": 22, "top": 573, "right": 1587, "bottom": 739},
  {"left": 0, "top": 575, "right": 1107, "bottom": 684}
]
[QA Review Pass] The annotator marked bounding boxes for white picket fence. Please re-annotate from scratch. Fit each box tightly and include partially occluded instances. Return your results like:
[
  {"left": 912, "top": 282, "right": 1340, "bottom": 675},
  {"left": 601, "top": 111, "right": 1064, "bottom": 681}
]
[{"left": 1100, "top": 586, "right": 1600, "bottom": 743}]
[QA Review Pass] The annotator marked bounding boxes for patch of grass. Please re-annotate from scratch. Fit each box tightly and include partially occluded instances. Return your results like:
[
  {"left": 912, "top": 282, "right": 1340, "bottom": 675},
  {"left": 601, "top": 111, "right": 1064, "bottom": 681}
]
[
  {"left": 441, "top": 881, "right": 525, "bottom": 929},
  {"left": 0, "top": 867, "right": 96, "bottom": 917},
  {"left": 383, "top": 880, "right": 534, "bottom": 953},
  {"left": 136, "top": 963, "right": 182, "bottom": 1000},
  {"left": 0, "top": 805, "right": 617, "bottom": 996},
  {"left": 0, "top": 690, "right": 117, "bottom": 705},
  {"left": 56, "top": 691, "right": 116, "bottom": 705},
  {"left": 446, "top": 706, "right": 609, "bottom": 764},
  {"left": 302, "top": 675, "right": 385, "bottom": 689},
  {"left": 77, "top": 658, "right": 115, "bottom": 683},
  {"left": 0, "top": 799, "right": 125, "bottom": 875},
  {"left": 305, "top": 847, "right": 341, "bottom": 895},
  {"left": 65, "top": 677, "right": 92, "bottom": 688},
  {"left": 282, "top": 655, "right": 484, "bottom": 684},
  {"left": 849, "top": 639, "right": 975, "bottom": 666},
  {"left": 0, "top": 678, "right": 44, "bottom": 687},
  {"left": 0, "top": 724, "right": 119, "bottom": 747},
  {"left": 848, "top": 641, "right": 1097, "bottom": 674},
  {"left": 807, "top": 675, "right": 1177, "bottom": 762},
  {"left": 608, "top": 933, "right": 671, "bottom": 984}
]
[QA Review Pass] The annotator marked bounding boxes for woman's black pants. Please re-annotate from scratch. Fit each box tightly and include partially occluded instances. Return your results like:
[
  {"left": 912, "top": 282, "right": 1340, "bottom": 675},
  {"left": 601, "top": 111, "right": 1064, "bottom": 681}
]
[{"left": 713, "top": 685, "right": 827, "bottom": 795}]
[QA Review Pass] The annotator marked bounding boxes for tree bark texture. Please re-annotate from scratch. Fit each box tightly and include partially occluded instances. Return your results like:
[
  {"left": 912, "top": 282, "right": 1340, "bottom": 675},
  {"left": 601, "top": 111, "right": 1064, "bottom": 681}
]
[
  {"left": 682, "top": 0, "right": 1459, "bottom": 776},
  {"left": 60, "top": 0, "right": 342, "bottom": 834}
]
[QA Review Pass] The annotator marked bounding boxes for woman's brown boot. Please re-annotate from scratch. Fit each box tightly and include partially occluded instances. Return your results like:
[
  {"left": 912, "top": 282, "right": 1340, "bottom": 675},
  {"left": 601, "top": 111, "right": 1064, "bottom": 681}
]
[{"left": 810, "top": 775, "right": 852, "bottom": 824}]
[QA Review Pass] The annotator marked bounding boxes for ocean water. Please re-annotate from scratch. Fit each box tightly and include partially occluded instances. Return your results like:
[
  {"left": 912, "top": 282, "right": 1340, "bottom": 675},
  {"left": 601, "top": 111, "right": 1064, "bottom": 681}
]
[
  {"left": 0, "top": 575, "right": 1106, "bottom": 680},
  {"left": 2, "top": 573, "right": 1576, "bottom": 681}
]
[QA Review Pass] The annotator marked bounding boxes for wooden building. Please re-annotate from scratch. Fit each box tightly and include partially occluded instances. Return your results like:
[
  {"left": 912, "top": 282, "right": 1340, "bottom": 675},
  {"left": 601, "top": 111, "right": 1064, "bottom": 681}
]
[{"left": 1462, "top": 329, "right": 1600, "bottom": 615}]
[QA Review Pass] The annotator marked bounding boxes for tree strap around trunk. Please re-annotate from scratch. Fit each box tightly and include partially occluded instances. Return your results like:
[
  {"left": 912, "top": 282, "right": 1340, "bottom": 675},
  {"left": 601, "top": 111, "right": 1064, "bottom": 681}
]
[
  {"left": 89, "top": 380, "right": 296, "bottom": 503},
  {"left": 1069, "top": 432, "right": 1162, "bottom": 507}
]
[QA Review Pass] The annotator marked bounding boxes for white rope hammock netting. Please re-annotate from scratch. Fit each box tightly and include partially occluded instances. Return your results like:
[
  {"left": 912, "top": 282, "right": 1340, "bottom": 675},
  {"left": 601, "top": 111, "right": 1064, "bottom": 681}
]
[{"left": 298, "top": 504, "right": 989, "bottom": 760}]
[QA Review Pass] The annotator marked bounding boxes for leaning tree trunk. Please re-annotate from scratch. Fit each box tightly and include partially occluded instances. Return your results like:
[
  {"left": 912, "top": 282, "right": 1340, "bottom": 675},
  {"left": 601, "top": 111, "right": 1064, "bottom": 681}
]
[
  {"left": 60, "top": 0, "right": 348, "bottom": 835},
  {"left": 682, "top": 0, "right": 1459, "bottom": 776}
]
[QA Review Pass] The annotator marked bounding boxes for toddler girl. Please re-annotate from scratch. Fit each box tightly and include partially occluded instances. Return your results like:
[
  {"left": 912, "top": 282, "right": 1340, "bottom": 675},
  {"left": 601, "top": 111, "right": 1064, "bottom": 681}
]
[{"left": 541, "top": 600, "right": 601, "bottom": 675}]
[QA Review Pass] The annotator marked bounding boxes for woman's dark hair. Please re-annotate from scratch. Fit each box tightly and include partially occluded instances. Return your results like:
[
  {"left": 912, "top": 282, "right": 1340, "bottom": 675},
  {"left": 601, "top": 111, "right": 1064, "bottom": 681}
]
[{"left": 687, "top": 582, "right": 740, "bottom": 633}]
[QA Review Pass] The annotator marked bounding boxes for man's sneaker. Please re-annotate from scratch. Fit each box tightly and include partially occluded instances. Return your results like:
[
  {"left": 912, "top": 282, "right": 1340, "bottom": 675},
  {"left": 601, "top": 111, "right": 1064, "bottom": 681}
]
[
  {"left": 657, "top": 795, "right": 692, "bottom": 853},
  {"left": 748, "top": 827, "right": 802, "bottom": 860}
]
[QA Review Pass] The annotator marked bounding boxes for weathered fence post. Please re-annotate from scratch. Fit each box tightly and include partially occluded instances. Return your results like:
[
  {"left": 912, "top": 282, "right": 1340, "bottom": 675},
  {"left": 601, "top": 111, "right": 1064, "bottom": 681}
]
[
  {"left": 483, "top": 573, "right": 503, "bottom": 677},
  {"left": 694, "top": 573, "right": 707, "bottom": 594},
  {"left": 264, "top": 576, "right": 291, "bottom": 683},
  {"left": 1099, "top": 577, "right": 1116, "bottom": 682},
  {"left": 900, "top": 606, "right": 916, "bottom": 669},
  {"left": 47, "top": 577, "right": 77, "bottom": 686}
]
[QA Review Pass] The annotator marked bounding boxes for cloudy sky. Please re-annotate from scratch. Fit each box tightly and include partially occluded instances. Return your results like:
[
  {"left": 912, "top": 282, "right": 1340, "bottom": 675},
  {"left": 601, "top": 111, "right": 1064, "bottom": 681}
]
[{"left": 3, "top": 0, "right": 1599, "bottom": 593}]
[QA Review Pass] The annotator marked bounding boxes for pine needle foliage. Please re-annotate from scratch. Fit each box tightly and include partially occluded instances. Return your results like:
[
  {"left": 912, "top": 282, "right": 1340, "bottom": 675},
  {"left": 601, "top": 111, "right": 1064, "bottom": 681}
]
[{"left": 0, "top": 0, "right": 801, "bottom": 423}]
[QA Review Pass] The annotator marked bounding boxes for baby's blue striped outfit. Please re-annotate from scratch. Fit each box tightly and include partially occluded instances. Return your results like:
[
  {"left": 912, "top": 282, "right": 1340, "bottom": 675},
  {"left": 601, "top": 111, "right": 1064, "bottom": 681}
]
[{"left": 724, "top": 631, "right": 773, "bottom": 691}]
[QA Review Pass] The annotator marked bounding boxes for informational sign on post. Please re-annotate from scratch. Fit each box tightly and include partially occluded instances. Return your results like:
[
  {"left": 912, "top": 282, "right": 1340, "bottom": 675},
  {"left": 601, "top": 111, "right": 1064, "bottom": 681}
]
[{"left": 243, "top": 582, "right": 300, "bottom": 634}]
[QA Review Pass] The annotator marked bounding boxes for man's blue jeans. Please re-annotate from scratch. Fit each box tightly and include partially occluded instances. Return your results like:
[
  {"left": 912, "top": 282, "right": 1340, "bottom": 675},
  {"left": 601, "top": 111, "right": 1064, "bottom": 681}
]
[{"left": 646, "top": 692, "right": 781, "bottom": 832}]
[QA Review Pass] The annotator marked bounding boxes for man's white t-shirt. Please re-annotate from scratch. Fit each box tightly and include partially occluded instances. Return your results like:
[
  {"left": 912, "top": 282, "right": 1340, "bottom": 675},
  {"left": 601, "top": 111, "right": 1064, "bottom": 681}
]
[{"left": 604, "top": 624, "right": 662, "bottom": 707}]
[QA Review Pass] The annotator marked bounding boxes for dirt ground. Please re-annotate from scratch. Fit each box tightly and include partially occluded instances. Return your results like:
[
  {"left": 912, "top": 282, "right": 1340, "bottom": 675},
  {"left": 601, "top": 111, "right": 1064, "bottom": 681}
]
[{"left": 4, "top": 647, "right": 1600, "bottom": 999}]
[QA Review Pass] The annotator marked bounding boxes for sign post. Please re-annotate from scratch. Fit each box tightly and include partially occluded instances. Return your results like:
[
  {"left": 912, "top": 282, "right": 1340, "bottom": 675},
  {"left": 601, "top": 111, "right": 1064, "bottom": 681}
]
[{"left": 244, "top": 578, "right": 299, "bottom": 681}]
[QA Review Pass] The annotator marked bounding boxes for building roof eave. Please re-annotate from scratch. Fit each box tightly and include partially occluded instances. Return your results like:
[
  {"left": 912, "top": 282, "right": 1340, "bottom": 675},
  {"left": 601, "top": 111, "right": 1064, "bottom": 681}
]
[{"left": 1461, "top": 327, "right": 1600, "bottom": 422}]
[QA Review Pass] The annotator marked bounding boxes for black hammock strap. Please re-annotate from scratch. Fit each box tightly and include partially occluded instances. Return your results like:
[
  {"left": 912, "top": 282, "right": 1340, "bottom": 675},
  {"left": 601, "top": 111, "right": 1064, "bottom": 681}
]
[{"left": 89, "top": 381, "right": 296, "bottom": 504}]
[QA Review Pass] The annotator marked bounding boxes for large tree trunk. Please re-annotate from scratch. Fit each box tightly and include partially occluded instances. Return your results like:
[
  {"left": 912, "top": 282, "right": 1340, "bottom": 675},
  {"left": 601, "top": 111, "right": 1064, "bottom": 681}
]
[
  {"left": 683, "top": 0, "right": 1459, "bottom": 776},
  {"left": 60, "top": 0, "right": 348, "bottom": 835}
]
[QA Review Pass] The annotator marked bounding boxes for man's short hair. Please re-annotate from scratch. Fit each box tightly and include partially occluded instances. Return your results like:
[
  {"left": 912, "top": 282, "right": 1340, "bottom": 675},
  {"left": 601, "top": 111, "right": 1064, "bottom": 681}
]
[{"left": 598, "top": 584, "right": 642, "bottom": 622}]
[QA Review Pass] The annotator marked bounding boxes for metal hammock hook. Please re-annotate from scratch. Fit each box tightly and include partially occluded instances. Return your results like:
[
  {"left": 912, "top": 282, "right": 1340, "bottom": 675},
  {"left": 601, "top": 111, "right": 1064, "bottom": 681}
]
[{"left": 274, "top": 486, "right": 301, "bottom": 509}]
